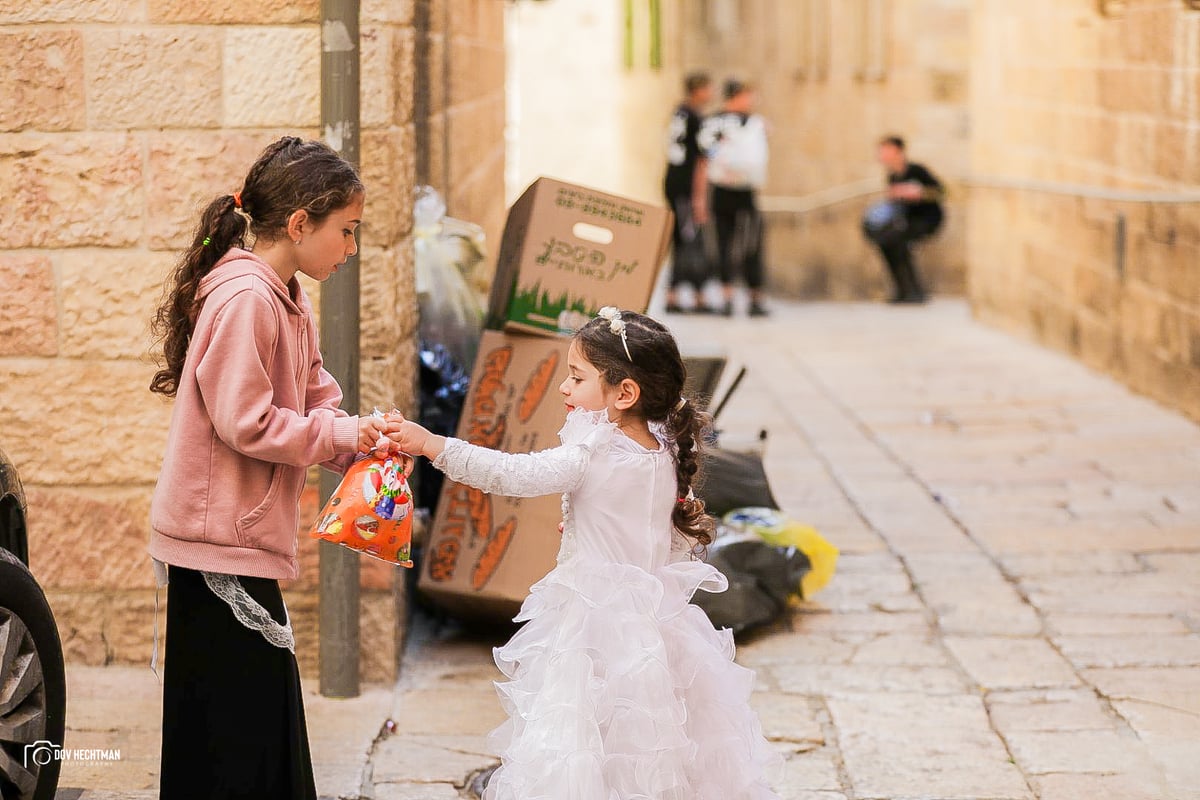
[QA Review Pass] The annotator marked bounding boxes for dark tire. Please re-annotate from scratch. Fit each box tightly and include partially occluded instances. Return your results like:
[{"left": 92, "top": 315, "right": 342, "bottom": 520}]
[{"left": 0, "top": 548, "right": 65, "bottom": 800}]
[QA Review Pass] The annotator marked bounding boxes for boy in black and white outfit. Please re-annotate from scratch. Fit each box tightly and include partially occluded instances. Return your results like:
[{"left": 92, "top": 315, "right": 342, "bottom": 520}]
[
  {"left": 664, "top": 72, "right": 716, "bottom": 314},
  {"left": 697, "top": 78, "right": 770, "bottom": 317}
]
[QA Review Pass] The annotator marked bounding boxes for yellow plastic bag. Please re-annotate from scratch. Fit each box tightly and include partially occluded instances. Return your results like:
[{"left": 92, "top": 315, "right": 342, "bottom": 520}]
[{"left": 722, "top": 507, "right": 839, "bottom": 599}]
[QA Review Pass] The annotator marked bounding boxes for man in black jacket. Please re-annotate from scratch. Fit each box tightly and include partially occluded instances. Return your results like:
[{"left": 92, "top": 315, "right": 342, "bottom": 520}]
[
  {"left": 663, "top": 72, "right": 714, "bottom": 314},
  {"left": 873, "top": 135, "right": 944, "bottom": 303}
]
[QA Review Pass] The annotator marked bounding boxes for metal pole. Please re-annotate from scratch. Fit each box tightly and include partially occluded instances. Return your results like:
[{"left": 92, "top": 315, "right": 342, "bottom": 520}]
[{"left": 319, "top": 0, "right": 361, "bottom": 699}]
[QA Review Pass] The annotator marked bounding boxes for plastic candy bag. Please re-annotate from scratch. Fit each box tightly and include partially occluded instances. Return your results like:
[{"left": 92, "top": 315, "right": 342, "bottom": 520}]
[{"left": 310, "top": 451, "right": 415, "bottom": 567}]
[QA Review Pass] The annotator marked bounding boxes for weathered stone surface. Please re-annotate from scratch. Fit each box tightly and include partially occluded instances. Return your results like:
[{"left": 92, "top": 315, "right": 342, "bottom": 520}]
[
  {"left": 773, "top": 664, "right": 968, "bottom": 695},
  {"left": 1110, "top": 699, "right": 1200, "bottom": 795},
  {"left": 287, "top": 588, "right": 400, "bottom": 682},
  {"left": 0, "top": 0, "right": 140, "bottom": 22},
  {"left": 986, "top": 689, "right": 1115, "bottom": 733},
  {"left": 1084, "top": 666, "right": 1200, "bottom": 715},
  {"left": 25, "top": 487, "right": 153, "bottom": 590},
  {"left": 144, "top": 131, "right": 297, "bottom": 250},
  {"left": 773, "top": 749, "right": 842, "bottom": 795},
  {"left": 86, "top": 29, "right": 221, "bottom": 129},
  {"left": 1030, "top": 773, "right": 1174, "bottom": 800},
  {"left": 0, "top": 133, "right": 142, "bottom": 248},
  {"left": 828, "top": 693, "right": 1031, "bottom": 799},
  {"left": 45, "top": 590, "right": 155, "bottom": 666},
  {"left": 848, "top": 633, "right": 950, "bottom": 667},
  {"left": 361, "top": 126, "right": 417, "bottom": 248},
  {"left": 750, "top": 693, "right": 824, "bottom": 745},
  {"left": 945, "top": 636, "right": 1079, "bottom": 690},
  {"left": 362, "top": 0, "right": 415, "bottom": 24},
  {"left": 1003, "top": 728, "right": 1163, "bottom": 776},
  {"left": 0, "top": 359, "right": 171, "bottom": 486},
  {"left": 375, "top": 782, "right": 462, "bottom": 800},
  {"left": 223, "top": 27, "right": 320, "bottom": 128},
  {"left": 1054, "top": 634, "right": 1200, "bottom": 669},
  {"left": 361, "top": 26, "right": 396, "bottom": 130},
  {"left": 0, "top": 254, "right": 57, "bottom": 356},
  {"left": 1044, "top": 612, "right": 1190, "bottom": 637},
  {"left": 0, "top": 30, "right": 85, "bottom": 132},
  {"left": 58, "top": 249, "right": 169, "bottom": 359},
  {"left": 391, "top": 687, "right": 506, "bottom": 737},
  {"left": 371, "top": 735, "right": 494, "bottom": 784},
  {"left": 360, "top": 246, "right": 403, "bottom": 359},
  {"left": 147, "top": 0, "right": 318, "bottom": 23}
]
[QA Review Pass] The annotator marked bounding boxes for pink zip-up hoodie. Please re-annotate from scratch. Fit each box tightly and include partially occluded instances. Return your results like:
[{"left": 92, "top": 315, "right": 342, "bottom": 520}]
[{"left": 149, "top": 249, "right": 359, "bottom": 580}]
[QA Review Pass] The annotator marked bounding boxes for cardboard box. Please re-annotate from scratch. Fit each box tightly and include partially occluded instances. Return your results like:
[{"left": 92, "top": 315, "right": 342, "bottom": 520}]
[
  {"left": 419, "top": 330, "right": 572, "bottom": 619},
  {"left": 487, "top": 177, "right": 672, "bottom": 337}
]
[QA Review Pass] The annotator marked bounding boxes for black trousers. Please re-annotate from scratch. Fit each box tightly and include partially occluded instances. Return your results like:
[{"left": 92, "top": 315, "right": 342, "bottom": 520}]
[
  {"left": 160, "top": 566, "right": 317, "bottom": 800},
  {"left": 666, "top": 188, "right": 710, "bottom": 290},
  {"left": 711, "top": 186, "right": 765, "bottom": 290},
  {"left": 876, "top": 214, "right": 942, "bottom": 300}
]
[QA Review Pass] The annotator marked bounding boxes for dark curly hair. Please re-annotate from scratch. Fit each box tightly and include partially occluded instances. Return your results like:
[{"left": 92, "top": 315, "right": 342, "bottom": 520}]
[
  {"left": 149, "top": 136, "right": 364, "bottom": 397},
  {"left": 574, "top": 311, "right": 713, "bottom": 548}
]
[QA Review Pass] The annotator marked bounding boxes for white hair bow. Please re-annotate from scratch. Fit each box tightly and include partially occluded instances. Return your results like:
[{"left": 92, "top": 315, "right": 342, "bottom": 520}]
[{"left": 597, "top": 306, "right": 633, "bottom": 361}]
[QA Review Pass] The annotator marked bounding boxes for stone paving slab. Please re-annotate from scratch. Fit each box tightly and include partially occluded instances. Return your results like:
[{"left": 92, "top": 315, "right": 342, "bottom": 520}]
[{"left": 60, "top": 300, "right": 1200, "bottom": 799}]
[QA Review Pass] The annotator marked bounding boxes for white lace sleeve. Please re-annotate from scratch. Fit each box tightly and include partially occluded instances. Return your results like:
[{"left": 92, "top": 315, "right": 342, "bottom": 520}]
[{"left": 432, "top": 439, "right": 591, "bottom": 497}]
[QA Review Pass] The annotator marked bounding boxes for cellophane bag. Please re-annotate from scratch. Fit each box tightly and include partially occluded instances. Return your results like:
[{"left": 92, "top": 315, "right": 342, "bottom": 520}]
[{"left": 310, "top": 452, "right": 415, "bottom": 567}]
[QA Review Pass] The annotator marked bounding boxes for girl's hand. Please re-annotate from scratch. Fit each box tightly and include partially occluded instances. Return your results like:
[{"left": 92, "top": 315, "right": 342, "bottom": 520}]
[
  {"left": 357, "top": 415, "right": 405, "bottom": 454},
  {"left": 390, "top": 420, "right": 439, "bottom": 459}
]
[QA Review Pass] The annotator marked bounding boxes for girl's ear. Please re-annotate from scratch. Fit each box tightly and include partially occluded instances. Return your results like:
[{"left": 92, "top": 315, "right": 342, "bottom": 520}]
[
  {"left": 286, "top": 209, "right": 310, "bottom": 241},
  {"left": 613, "top": 377, "right": 641, "bottom": 411}
]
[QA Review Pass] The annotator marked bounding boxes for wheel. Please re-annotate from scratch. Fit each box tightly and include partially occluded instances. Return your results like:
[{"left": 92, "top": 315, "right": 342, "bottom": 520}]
[{"left": 0, "top": 548, "right": 65, "bottom": 800}]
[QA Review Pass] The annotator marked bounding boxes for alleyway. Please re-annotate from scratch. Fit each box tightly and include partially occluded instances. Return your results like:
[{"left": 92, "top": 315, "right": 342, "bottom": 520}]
[{"left": 62, "top": 300, "right": 1200, "bottom": 800}]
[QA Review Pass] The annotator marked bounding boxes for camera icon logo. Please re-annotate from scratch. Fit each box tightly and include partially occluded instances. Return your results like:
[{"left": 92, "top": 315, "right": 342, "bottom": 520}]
[{"left": 24, "top": 740, "right": 58, "bottom": 768}]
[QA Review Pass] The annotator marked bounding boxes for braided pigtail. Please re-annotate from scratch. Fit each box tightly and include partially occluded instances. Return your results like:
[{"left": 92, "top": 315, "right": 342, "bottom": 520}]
[
  {"left": 149, "top": 194, "right": 247, "bottom": 396},
  {"left": 668, "top": 399, "right": 714, "bottom": 549}
]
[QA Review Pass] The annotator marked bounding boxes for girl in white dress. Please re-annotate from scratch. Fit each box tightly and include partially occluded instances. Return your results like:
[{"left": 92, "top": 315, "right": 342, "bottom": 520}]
[{"left": 394, "top": 309, "right": 781, "bottom": 800}]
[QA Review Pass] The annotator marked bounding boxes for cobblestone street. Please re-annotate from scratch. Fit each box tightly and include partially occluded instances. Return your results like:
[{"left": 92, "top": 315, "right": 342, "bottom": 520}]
[{"left": 61, "top": 300, "right": 1200, "bottom": 800}]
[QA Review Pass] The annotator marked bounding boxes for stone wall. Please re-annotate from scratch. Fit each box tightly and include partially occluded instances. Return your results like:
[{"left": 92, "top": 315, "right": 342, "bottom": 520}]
[
  {"left": 414, "top": 0, "right": 507, "bottom": 290},
  {"left": 507, "top": 0, "right": 684, "bottom": 205},
  {"left": 0, "top": 0, "right": 506, "bottom": 681},
  {"left": 968, "top": 0, "right": 1200, "bottom": 421},
  {"left": 677, "top": 0, "right": 971, "bottom": 299}
]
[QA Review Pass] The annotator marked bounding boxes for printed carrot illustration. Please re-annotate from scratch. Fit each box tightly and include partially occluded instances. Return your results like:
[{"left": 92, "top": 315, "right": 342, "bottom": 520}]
[
  {"left": 467, "top": 487, "right": 492, "bottom": 544},
  {"left": 518, "top": 350, "right": 560, "bottom": 423},
  {"left": 472, "top": 516, "right": 518, "bottom": 590}
]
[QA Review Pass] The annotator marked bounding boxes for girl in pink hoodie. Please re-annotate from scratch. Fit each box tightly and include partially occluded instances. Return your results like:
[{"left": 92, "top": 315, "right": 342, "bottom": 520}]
[{"left": 148, "top": 137, "right": 398, "bottom": 800}]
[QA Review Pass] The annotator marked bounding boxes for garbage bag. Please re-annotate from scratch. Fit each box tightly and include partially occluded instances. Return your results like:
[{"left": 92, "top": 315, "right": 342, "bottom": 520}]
[
  {"left": 415, "top": 186, "right": 484, "bottom": 371},
  {"left": 723, "top": 507, "right": 839, "bottom": 599},
  {"left": 691, "top": 527, "right": 811, "bottom": 634},
  {"left": 415, "top": 342, "right": 471, "bottom": 512},
  {"left": 693, "top": 448, "right": 779, "bottom": 517}
]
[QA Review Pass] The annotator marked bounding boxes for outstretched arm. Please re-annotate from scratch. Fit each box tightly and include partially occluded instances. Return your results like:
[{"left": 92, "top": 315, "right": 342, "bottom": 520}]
[{"left": 392, "top": 420, "right": 589, "bottom": 498}]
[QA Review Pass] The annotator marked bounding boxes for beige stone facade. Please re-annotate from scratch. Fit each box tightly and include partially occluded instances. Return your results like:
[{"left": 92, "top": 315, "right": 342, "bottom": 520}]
[
  {"left": 967, "top": 0, "right": 1200, "bottom": 422},
  {"left": 0, "top": 0, "right": 506, "bottom": 681}
]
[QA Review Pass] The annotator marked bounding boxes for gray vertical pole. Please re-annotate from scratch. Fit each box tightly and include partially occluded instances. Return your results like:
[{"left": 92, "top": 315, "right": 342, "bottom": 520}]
[{"left": 319, "top": 0, "right": 361, "bottom": 699}]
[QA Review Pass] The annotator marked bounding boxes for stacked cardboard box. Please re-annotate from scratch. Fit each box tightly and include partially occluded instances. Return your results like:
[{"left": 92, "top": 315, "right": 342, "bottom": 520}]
[{"left": 419, "top": 178, "right": 671, "bottom": 619}]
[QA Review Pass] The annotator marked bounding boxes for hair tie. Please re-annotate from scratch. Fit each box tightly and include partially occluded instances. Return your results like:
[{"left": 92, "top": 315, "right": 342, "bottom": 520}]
[
  {"left": 597, "top": 306, "right": 633, "bottom": 361},
  {"left": 233, "top": 191, "right": 243, "bottom": 209},
  {"left": 674, "top": 397, "right": 687, "bottom": 412},
  {"left": 202, "top": 236, "right": 211, "bottom": 247}
]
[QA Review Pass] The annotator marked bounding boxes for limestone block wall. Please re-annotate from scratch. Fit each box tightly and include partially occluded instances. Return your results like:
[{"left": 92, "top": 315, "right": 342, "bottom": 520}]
[
  {"left": 0, "top": 0, "right": 505, "bottom": 681},
  {"left": 413, "top": 0, "right": 507, "bottom": 293},
  {"left": 678, "top": 0, "right": 971, "bottom": 299},
  {"left": 968, "top": 0, "right": 1200, "bottom": 421}
]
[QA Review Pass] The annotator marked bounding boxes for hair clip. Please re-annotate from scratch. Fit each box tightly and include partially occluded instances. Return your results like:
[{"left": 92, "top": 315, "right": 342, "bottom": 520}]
[
  {"left": 674, "top": 397, "right": 687, "bottom": 412},
  {"left": 202, "top": 236, "right": 211, "bottom": 247},
  {"left": 597, "top": 306, "right": 632, "bottom": 361},
  {"left": 233, "top": 191, "right": 243, "bottom": 209}
]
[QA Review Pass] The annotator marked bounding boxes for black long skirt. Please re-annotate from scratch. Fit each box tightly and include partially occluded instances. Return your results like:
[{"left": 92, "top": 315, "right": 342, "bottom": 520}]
[{"left": 159, "top": 565, "right": 317, "bottom": 800}]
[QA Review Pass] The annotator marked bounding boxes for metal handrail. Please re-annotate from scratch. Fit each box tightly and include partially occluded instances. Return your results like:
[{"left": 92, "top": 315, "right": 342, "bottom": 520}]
[{"left": 758, "top": 175, "right": 1200, "bottom": 215}]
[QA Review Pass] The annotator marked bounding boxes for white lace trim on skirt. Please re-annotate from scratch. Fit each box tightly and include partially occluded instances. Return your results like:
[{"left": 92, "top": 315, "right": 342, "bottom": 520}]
[{"left": 201, "top": 571, "right": 296, "bottom": 653}]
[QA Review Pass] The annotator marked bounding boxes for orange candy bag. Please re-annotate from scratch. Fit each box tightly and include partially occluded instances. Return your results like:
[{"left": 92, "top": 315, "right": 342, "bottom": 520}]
[{"left": 310, "top": 452, "right": 415, "bottom": 567}]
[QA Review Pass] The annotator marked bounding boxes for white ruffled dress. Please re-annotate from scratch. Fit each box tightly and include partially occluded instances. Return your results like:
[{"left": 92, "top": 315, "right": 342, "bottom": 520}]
[{"left": 432, "top": 409, "right": 782, "bottom": 800}]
